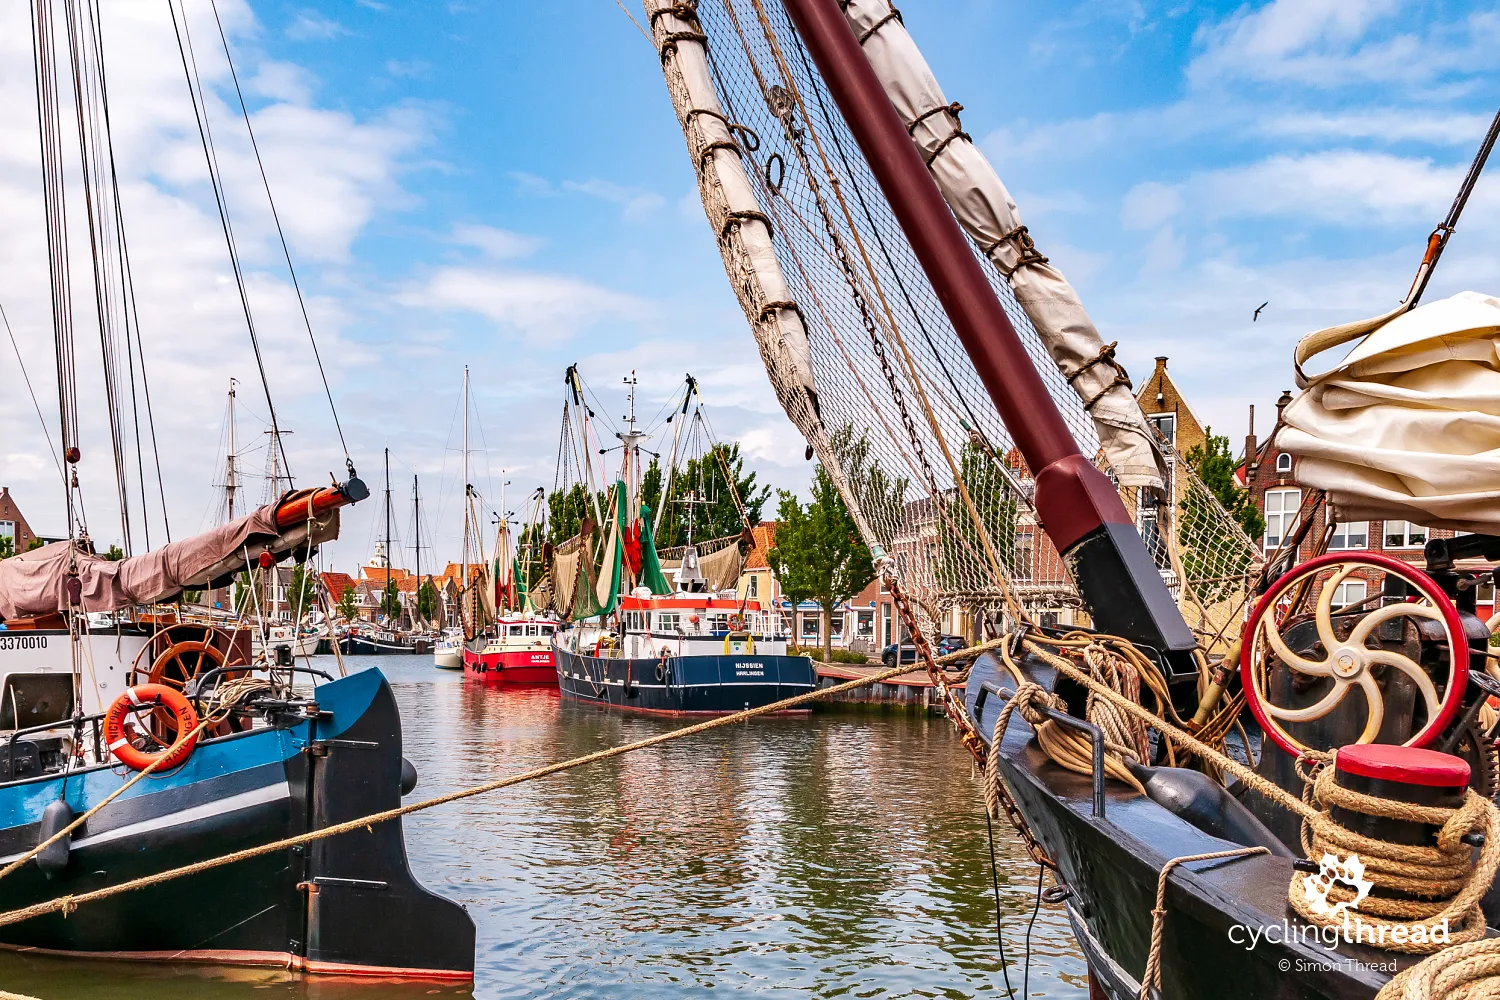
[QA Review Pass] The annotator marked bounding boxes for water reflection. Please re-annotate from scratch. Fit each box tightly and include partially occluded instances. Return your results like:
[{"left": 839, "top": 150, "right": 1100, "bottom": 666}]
[{"left": 0, "top": 657, "right": 1085, "bottom": 998}]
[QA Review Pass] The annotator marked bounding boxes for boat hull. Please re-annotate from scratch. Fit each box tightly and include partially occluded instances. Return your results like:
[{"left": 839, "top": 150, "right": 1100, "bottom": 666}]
[
  {"left": 553, "top": 646, "right": 815, "bottom": 714},
  {"left": 462, "top": 645, "right": 556, "bottom": 684},
  {"left": 0, "top": 668, "right": 474, "bottom": 978},
  {"left": 433, "top": 647, "right": 462, "bottom": 670},
  {"left": 338, "top": 636, "right": 412, "bottom": 656}
]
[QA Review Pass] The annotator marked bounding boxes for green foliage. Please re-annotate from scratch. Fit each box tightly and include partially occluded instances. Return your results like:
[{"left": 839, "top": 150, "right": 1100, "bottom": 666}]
[
  {"left": 417, "top": 579, "right": 439, "bottom": 621},
  {"left": 180, "top": 589, "right": 203, "bottom": 604},
  {"left": 767, "top": 462, "right": 875, "bottom": 662},
  {"left": 104, "top": 544, "right": 124, "bottom": 561},
  {"left": 26, "top": 537, "right": 43, "bottom": 552},
  {"left": 0, "top": 536, "right": 11, "bottom": 560},
  {"left": 337, "top": 585, "right": 357, "bottom": 621},
  {"left": 287, "top": 565, "right": 318, "bottom": 612},
  {"left": 1180, "top": 428, "right": 1263, "bottom": 603},
  {"left": 646, "top": 443, "right": 770, "bottom": 548},
  {"left": 936, "top": 441, "right": 1018, "bottom": 591},
  {"left": 826, "top": 425, "right": 907, "bottom": 550},
  {"left": 234, "top": 571, "right": 254, "bottom": 616},
  {"left": 546, "top": 483, "right": 600, "bottom": 546},
  {"left": 1185, "top": 429, "right": 1265, "bottom": 540},
  {"left": 379, "top": 579, "right": 402, "bottom": 621}
]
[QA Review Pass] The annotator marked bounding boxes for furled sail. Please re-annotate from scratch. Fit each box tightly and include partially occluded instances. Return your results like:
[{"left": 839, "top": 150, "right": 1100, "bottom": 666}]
[
  {"left": 0, "top": 487, "right": 341, "bottom": 619},
  {"left": 838, "top": 0, "right": 1166, "bottom": 490},
  {"left": 1279, "top": 291, "right": 1500, "bottom": 532}
]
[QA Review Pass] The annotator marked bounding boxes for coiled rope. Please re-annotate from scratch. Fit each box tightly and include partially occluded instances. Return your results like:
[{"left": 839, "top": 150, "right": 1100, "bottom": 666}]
[{"left": 0, "top": 660, "right": 919, "bottom": 930}]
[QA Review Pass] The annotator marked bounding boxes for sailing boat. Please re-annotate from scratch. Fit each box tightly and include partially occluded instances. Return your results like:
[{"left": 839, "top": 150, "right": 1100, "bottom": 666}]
[
  {"left": 0, "top": 0, "right": 473, "bottom": 976},
  {"left": 648, "top": 1, "right": 1500, "bottom": 997},
  {"left": 340, "top": 450, "right": 421, "bottom": 655},
  {"left": 548, "top": 370, "right": 812, "bottom": 714}
]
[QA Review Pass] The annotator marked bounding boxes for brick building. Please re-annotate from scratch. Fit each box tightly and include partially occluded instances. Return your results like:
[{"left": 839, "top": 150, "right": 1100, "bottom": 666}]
[
  {"left": 0, "top": 488, "right": 39, "bottom": 555},
  {"left": 1240, "top": 391, "right": 1493, "bottom": 620}
]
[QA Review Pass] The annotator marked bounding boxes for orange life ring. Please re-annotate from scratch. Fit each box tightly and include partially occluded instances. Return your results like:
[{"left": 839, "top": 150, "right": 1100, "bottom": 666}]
[{"left": 103, "top": 684, "right": 200, "bottom": 772}]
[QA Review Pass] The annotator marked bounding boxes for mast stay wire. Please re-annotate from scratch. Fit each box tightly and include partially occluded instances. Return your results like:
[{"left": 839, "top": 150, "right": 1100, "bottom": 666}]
[
  {"left": 165, "top": 0, "right": 293, "bottom": 488},
  {"left": 30, "top": 0, "right": 84, "bottom": 542},
  {"left": 1405, "top": 102, "right": 1500, "bottom": 308},
  {"left": 205, "top": 0, "right": 354, "bottom": 478},
  {"left": 88, "top": 0, "right": 170, "bottom": 544},
  {"left": 0, "top": 301, "right": 65, "bottom": 481}
]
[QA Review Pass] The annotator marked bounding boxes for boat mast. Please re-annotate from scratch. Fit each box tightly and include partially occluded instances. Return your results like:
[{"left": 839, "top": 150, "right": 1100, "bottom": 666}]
[
  {"left": 412, "top": 474, "right": 422, "bottom": 627},
  {"left": 461, "top": 366, "right": 470, "bottom": 633},
  {"left": 384, "top": 446, "right": 393, "bottom": 627},
  {"left": 617, "top": 371, "right": 648, "bottom": 519},
  {"left": 780, "top": 0, "right": 1193, "bottom": 658},
  {"left": 225, "top": 378, "right": 238, "bottom": 522}
]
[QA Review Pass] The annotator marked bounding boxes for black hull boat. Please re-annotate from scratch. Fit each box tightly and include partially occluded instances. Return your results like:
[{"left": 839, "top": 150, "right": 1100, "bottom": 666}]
[
  {"left": 967, "top": 652, "right": 1425, "bottom": 1000},
  {"left": 0, "top": 667, "right": 474, "bottom": 978},
  {"left": 339, "top": 633, "right": 414, "bottom": 656},
  {"left": 554, "top": 646, "right": 815, "bottom": 715}
]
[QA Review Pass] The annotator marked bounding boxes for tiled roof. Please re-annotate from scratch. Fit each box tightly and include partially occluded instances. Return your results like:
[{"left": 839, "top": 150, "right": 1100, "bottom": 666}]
[
  {"left": 321, "top": 572, "right": 357, "bottom": 597},
  {"left": 745, "top": 520, "right": 777, "bottom": 570}
]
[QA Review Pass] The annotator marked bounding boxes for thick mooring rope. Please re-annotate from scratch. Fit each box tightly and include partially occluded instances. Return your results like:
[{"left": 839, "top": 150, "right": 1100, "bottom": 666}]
[
  {"left": 0, "top": 661, "right": 919, "bottom": 930},
  {"left": 1140, "top": 847, "right": 1270, "bottom": 1000}
]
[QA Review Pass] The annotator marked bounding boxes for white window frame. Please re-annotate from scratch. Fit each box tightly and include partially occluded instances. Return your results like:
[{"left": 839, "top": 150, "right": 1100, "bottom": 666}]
[
  {"left": 1275, "top": 452, "right": 1292, "bottom": 473},
  {"left": 747, "top": 575, "right": 758, "bottom": 598},
  {"left": 801, "top": 613, "right": 819, "bottom": 638},
  {"left": 656, "top": 612, "right": 680, "bottom": 632},
  {"left": 1383, "top": 521, "right": 1428, "bottom": 549},
  {"left": 1264, "top": 488, "right": 1301, "bottom": 550},
  {"left": 1332, "top": 580, "right": 1367, "bottom": 609},
  {"left": 0, "top": 521, "right": 14, "bottom": 542},
  {"left": 1328, "top": 521, "right": 1368, "bottom": 551},
  {"left": 1148, "top": 412, "right": 1177, "bottom": 446}
]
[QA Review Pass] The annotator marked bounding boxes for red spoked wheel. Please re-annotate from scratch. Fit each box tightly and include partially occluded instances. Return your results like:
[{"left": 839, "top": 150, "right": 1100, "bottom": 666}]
[{"left": 1241, "top": 552, "right": 1468, "bottom": 758}]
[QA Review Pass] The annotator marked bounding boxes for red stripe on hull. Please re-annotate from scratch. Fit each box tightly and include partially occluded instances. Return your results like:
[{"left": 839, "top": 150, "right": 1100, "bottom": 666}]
[
  {"left": 462, "top": 647, "right": 558, "bottom": 685},
  {"left": 0, "top": 942, "right": 472, "bottom": 981}
]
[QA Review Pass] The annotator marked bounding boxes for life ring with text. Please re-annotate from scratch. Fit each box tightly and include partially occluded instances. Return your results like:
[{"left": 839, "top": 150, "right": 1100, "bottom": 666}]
[
  {"left": 103, "top": 684, "right": 200, "bottom": 772},
  {"left": 727, "top": 613, "right": 745, "bottom": 631}
]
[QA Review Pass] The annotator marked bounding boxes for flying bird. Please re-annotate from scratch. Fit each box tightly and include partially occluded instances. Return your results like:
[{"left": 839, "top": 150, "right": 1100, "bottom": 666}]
[{"left": 1253, "top": 301, "right": 1268, "bottom": 322}]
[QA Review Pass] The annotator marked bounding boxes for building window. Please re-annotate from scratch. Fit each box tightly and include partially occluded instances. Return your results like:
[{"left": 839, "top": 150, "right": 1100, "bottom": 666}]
[
  {"left": 1275, "top": 452, "right": 1292, "bottom": 473},
  {"left": 1148, "top": 413, "right": 1176, "bottom": 445},
  {"left": 1328, "top": 521, "right": 1368, "bottom": 551},
  {"left": 656, "top": 612, "right": 680, "bottom": 632},
  {"left": 881, "top": 604, "right": 892, "bottom": 646},
  {"left": 855, "top": 610, "right": 874, "bottom": 637},
  {"left": 1383, "top": 521, "right": 1427, "bottom": 549},
  {"left": 1264, "top": 489, "right": 1301, "bottom": 549},
  {"left": 801, "top": 614, "right": 819, "bottom": 638},
  {"left": 829, "top": 615, "right": 844, "bottom": 639},
  {"left": 1332, "top": 580, "right": 1367, "bottom": 609},
  {"left": 747, "top": 575, "right": 758, "bottom": 598},
  {"left": 0, "top": 521, "right": 13, "bottom": 543}
]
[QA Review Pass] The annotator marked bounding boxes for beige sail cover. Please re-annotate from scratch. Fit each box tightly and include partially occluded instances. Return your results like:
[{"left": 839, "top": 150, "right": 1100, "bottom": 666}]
[
  {"left": 1278, "top": 291, "right": 1500, "bottom": 532},
  {"left": 841, "top": 0, "right": 1166, "bottom": 489}
]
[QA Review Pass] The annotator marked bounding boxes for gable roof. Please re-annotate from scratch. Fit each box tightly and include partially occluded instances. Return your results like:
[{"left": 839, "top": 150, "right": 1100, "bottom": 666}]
[{"left": 745, "top": 521, "right": 777, "bottom": 570}]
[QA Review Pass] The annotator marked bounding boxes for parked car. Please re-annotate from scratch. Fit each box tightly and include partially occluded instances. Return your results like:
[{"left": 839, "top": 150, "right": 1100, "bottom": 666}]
[{"left": 881, "top": 635, "right": 966, "bottom": 666}]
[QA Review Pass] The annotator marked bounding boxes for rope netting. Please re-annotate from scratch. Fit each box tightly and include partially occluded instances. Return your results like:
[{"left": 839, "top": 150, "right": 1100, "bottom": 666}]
[{"left": 649, "top": 0, "right": 1260, "bottom": 647}]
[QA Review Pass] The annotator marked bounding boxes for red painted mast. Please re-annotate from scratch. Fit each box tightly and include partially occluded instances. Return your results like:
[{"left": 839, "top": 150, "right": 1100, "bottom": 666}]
[{"left": 780, "top": 0, "right": 1194, "bottom": 655}]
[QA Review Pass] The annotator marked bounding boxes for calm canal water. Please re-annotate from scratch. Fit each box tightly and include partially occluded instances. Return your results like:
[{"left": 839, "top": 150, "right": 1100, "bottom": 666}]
[{"left": 0, "top": 655, "right": 1085, "bottom": 999}]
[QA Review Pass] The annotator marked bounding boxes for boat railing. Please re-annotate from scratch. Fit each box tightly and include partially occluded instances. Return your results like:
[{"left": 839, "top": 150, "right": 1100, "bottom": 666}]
[{"left": 4, "top": 711, "right": 105, "bottom": 781}]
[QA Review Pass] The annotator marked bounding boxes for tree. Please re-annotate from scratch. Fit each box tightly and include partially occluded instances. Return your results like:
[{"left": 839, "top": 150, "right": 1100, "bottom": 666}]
[
  {"left": 26, "top": 537, "right": 44, "bottom": 552},
  {"left": 0, "top": 536, "right": 11, "bottom": 560},
  {"left": 337, "top": 585, "right": 357, "bottom": 621},
  {"left": 1185, "top": 429, "right": 1265, "bottom": 540},
  {"left": 935, "top": 440, "right": 1018, "bottom": 593},
  {"left": 546, "top": 482, "right": 600, "bottom": 546},
  {"left": 1180, "top": 428, "right": 1265, "bottom": 604},
  {"left": 104, "top": 544, "right": 124, "bottom": 561},
  {"left": 417, "top": 579, "right": 439, "bottom": 621},
  {"left": 646, "top": 443, "right": 770, "bottom": 549},
  {"left": 379, "top": 579, "right": 402, "bottom": 622},
  {"left": 767, "top": 463, "right": 875, "bottom": 662},
  {"left": 287, "top": 566, "right": 318, "bottom": 614},
  {"left": 234, "top": 571, "right": 255, "bottom": 616}
]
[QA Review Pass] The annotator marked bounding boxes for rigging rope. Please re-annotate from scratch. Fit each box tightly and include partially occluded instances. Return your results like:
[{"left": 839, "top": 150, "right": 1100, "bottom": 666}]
[
  {"left": 205, "top": 0, "right": 354, "bottom": 476},
  {"left": 0, "top": 301, "right": 64, "bottom": 480},
  {"left": 0, "top": 659, "right": 922, "bottom": 930},
  {"left": 165, "top": 0, "right": 293, "bottom": 487}
]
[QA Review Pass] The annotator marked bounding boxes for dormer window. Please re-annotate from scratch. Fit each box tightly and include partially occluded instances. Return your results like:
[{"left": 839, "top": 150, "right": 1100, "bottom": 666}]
[{"left": 1275, "top": 452, "right": 1292, "bottom": 473}]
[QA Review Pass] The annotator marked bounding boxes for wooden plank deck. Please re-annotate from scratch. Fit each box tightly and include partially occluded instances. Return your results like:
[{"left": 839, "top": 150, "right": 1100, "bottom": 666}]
[{"left": 812, "top": 660, "right": 966, "bottom": 710}]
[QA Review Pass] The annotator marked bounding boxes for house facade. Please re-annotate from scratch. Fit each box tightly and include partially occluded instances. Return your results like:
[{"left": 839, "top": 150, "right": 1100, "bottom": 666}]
[
  {"left": 1242, "top": 391, "right": 1493, "bottom": 620},
  {"left": 0, "top": 488, "right": 39, "bottom": 555}
]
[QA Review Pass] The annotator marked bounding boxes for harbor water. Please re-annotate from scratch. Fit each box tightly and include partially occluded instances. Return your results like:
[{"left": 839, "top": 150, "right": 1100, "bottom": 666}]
[{"left": 0, "top": 655, "right": 1085, "bottom": 999}]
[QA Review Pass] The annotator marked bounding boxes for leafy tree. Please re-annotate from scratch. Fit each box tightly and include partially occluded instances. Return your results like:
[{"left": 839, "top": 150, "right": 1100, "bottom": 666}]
[
  {"left": 1179, "top": 428, "right": 1264, "bottom": 604},
  {"left": 935, "top": 440, "right": 1018, "bottom": 592},
  {"left": 1185, "top": 428, "right": 1265, "bottom": 540},
  {"left": 0, "top": 536, "right": 11, "bottom": 560},
  {"left": 234, "top": 571, "right": 255, "bottom": 616},
  {"left": 546, "top": 482, "right": 600, "bottom": 546},
  {"left": 287, "top": 566, "right": 318, "bottom": 614},
  {"left": 767, "top": 462, "right": 875, "bottom": 662},
  {"left": 379, "top": 579, "right": 402, "bottom": 622},
  {"left": 417, "top": 579, "right": 439, "bottom": 621},
  {"left": 648, "top": 443, "right": 770, "bottom": 548},
  {"left": 26, "top": 537, "right": 44, "bottom": 552},
  {"left": 181, "top": 588, "right": 204, "bottom": 604},
  {"left": 104, "top": 544, "right": 124, "bottom": 561},
  {"left": 337, "top": 585, "right": 358, "bottom": 621}
]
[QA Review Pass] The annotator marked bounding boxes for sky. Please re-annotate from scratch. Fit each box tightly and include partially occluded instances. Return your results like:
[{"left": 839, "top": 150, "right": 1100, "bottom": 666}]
[{"left": 0, "top": 0, "right": 1496, "bottom": 575}]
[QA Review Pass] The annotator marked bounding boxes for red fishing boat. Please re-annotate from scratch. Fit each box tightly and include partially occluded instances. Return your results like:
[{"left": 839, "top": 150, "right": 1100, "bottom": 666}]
[{"left": 464, "top": 614, "right": 559, "bottom": 684}]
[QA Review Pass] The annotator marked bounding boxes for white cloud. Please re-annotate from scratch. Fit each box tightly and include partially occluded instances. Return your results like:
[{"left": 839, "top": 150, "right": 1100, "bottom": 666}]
[
  {"left": 451, "top": 224, "right": 543, "bottom": 260},
  {"left": 1121, "top": 182, "right": 1182, "bottom": 230},
  {"left": 1258, "top": 110, "right": 1496, "bottom": 145},
  {"left": 561, "top": 179, "right": 666, "bottom": 222},
  {"left": 400, "top": 267, "right": 646, "bottom": 341},
  {"left": 285, "top": 10, "right": 349, "bottom": 41}
]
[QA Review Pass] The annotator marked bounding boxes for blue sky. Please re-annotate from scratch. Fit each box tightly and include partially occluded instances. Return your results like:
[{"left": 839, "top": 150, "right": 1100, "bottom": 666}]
[{"left": 0, "top": 0, "right": 1496, "bottom": 573}]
